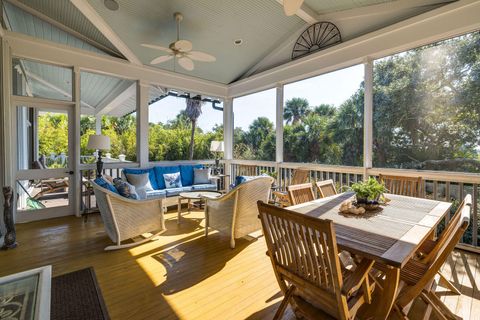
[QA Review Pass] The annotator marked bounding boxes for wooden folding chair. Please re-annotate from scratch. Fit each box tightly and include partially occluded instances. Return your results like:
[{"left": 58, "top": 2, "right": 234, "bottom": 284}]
[
  {"left": 387, "top": 195, "right": 472, "bottom": 320},
  {"left": 379, "top": 174, "right": 423, "bottom": 197},
  {"left": 272, "top": 168, "right": 309, "bottom": 207},
  {"left": 315, "top": 179, "right": 337, "bottom": 198},
  {"left": 257, "top": 202, "right": 375, "bottom": 320},
  {"left": 287, "top": 183, "right": 315, "bottom": 206}
]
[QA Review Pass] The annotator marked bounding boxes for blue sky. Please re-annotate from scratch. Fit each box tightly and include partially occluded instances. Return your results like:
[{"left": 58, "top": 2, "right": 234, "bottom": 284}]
[{"left": 149, "top": 64, "right": 364, "bottom": 131}]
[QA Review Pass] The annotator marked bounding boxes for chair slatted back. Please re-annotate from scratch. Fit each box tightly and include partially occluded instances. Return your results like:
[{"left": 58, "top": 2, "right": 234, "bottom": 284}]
[
  {"left": 291, "top": 168, "right": 310, "bottom": 185},
  {"left": 315, "top": 180, "right": 337, "bottom": 198},
  {"left": 379, "top": 174, "right": 422, "bottom": 197},
  {"left": 397, "top": 194, "right": 472, "bottom": 308},
  {"left": 257, "top": 202, "right": 349, "bottom": 319},
  {"left": 237, "top": 165, "right": 257, "bottom": 176},
  {"left": 287, "top": 183, "right": 315, "bottom": 206}
]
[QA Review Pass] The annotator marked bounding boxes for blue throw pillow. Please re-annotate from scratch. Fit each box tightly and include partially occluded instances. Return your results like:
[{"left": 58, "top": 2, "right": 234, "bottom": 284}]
[
  {"left": 113, "top": 178, "right": 138, "bottom": 199},
  {"left": 94, "top": 177, "right": 118, "bottom": 194},
  {"left": 233, "top": 174, "right": 269, "bottom": 188},
  {"left": 163, "top": 172, "right": 182, "bottom": 189}
]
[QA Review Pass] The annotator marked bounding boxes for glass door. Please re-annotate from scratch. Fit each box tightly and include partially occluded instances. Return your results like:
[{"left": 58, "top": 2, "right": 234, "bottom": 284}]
[{"left": 12, "top": 100, "right": 75, "bottom": 222}]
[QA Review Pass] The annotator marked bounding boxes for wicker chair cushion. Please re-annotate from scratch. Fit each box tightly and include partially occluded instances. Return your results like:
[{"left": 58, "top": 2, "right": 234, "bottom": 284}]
[
  {"left": 194, "top": 168, "right": 211, "bottom": 184},
  {"left": 233, "top": 174, "right": 269, "bottom": 188},
  {"left": 94, "top": 177, "right": 118, "bottom": 194},
  {"left": 113, "top": 178, "right": 138, "bottom": 200}
]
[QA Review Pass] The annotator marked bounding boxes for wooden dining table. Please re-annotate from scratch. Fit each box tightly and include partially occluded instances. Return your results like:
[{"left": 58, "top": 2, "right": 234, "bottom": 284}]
[{"left": 287, "top": 192, "right": 452, "bottom": 320}]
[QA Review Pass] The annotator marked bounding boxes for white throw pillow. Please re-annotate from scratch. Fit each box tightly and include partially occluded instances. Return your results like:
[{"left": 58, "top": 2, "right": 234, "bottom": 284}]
[
  {"left": 194, "top": 168, "right": 211, "bottom": 184},
  {"left": 163, "top": 172, "right": 183, "bottom": 189},
  {"left": 126, "top": 173, "right": 153, "bottom": 199}
]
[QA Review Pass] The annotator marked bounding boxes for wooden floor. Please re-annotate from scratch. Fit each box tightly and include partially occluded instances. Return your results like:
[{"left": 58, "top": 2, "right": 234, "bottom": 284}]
[{"left": 1, "top": 209, "right": 479, "bottom": 320}]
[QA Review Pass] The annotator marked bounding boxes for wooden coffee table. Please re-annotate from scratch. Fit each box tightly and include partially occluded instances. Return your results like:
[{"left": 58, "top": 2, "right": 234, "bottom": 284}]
[{"left": 177, "top": 191, "right": 221, "bottom": 223}]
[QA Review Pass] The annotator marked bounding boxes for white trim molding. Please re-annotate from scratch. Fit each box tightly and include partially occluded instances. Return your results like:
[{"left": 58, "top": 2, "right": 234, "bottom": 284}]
[
  {"left": 5, "top": 31, "right": 228, "bottom": 98},
  {"left": 228, "top": 0, "right": 480, "bottom": 97},
  {"left": 69, "top": 0, "right": 141, "bottom": 65}
]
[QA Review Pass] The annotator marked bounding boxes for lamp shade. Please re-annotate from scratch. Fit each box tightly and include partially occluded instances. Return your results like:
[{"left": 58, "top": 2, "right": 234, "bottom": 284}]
[
  {"left": 87, "top": 135, "right": 110, "bottom": 150},
  {"left": 210, "top": 140, "right": 224, "bottom": 152}
]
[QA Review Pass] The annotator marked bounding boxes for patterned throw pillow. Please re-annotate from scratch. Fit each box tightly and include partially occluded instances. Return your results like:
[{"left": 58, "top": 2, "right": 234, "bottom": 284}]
[
  {"left": 193, "top": 168, "right": 211, "bottom": 185},
  {"left": 163, "top": 172, "right": 182, "bottom": 189},
  {"left": 113, "top": 178, "right": 138, "bottom": 199}
]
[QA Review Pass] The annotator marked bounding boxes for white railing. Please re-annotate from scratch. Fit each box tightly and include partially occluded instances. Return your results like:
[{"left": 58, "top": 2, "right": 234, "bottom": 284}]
[{"left": 228, "top": 159, "right": 480, "bottom": 251}]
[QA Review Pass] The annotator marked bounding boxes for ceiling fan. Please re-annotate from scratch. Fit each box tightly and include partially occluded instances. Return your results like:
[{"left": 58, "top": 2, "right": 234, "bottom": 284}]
[
  {"left": 283, "top": 0, "right": 304, "bottom": 16},
  {"left": 141, "top": 12, "right": 216, "bottom": 71}
]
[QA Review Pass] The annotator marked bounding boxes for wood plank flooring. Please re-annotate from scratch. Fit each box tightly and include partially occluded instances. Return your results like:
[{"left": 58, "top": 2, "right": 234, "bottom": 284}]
[{"left": 0, "top": 209, "right": 478, "bottom": 319}]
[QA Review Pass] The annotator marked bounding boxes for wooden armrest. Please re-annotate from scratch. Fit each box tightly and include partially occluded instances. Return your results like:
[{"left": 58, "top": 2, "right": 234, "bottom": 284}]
[{"left": 341, "top": 258, "right": 374, "bottom": 297}]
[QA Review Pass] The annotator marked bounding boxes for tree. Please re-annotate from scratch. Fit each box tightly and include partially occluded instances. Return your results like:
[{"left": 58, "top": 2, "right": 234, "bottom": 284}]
[
  {"left": 185, "top": 97, "right": 204, "bottom": 160},
  {"left": 284, "top": 98, "right": 310, "bottom": 125}
]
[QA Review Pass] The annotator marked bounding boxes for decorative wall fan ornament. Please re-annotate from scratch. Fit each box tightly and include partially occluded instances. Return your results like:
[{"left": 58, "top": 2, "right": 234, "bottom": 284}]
[
  {"left": 141, "top": 12, "right": 216, "bottom": 71},
  {"left": 291, "top": 22, "right": 342, "bottom": 60}
]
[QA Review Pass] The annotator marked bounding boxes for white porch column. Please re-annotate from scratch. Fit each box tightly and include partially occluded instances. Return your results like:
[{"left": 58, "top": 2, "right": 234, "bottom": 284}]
[
  {"left": 95, "top": 115, "right": 101, "bottom": 134},
  {"left": 275, "top": 84, "right": 284, "bottom": 164},
  {"left": 137, "top": 81, "right": 149, "bottom": 167},
  {"left": 223, "top": 97, "right": 233, "bottom": 186},
  {"left": 363, "top": 58, "right": 373, "bottom": 179},
  {"left": 72, "top": 66, "right": 81, "bottom": 216}
]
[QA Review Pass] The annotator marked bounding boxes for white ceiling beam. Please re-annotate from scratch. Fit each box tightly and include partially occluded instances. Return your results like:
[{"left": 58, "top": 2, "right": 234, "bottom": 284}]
[
  {"left": 6, "top": 31, "right": 228, "bottom": 98},
  {"left": 19, "top": 69, "right": 95, "bottom": 109},
  {"left": 70, "top": 0, "right": 142, "bottom": 65},
  {"left": 4, "top": 0, "right": 122, "bottom": 58},
  {"left": 275, "top": 0, "right": 318, "bottom": 24},
  {"left": 229, "top": 0, "right": 480, "bottom": 97},
  {"left": 316, "top": 0, "right": 456, "bottom": 22},
  {"left": 240, "top": 22, "right": 309, "bottom": 79},
  {"left": 95, "top": 82, "right": 136, "bottom": 115}
]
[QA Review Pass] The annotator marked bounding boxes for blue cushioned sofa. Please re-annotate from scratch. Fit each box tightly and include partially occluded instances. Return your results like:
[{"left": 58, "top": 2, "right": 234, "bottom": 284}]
[{"left": 122, "top": 164, "right": 217, "bottom": 207}]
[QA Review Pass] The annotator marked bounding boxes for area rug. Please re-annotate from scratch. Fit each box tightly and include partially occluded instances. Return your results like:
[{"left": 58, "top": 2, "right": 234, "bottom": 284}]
[{"left": 51, "top": 267, "right": 110, "bottom": 320}]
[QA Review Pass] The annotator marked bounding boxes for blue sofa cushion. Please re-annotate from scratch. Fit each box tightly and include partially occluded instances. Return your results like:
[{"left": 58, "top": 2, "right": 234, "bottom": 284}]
[
  {"left": 154, "top": 166, "right": 181, "bottom": 189},
  {"left": 94, "top": 177, "right": 118, "bottom": 194},
  {"left": 233, "top": 174, "right": 269, "bottom": 188},
  {"left": 192, "top": 183, "right": 217, "bottom": 191},
  {"left": 146, "top": 189, "right": 166, "bottom": 199},
  {"left": 123, "top": 168, "right": 159, "bottom": 190},
  {"left": 179, "top": 164, "right": 203, "bottom": 186}
]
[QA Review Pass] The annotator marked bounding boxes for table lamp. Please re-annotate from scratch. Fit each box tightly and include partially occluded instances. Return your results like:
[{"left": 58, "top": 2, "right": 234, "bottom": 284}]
[
  {"left": 210, "top": 141, "right": 224, "bottom": 175},
  {"left": 87, "top": 134, "right": 111, "bottom": 178}
]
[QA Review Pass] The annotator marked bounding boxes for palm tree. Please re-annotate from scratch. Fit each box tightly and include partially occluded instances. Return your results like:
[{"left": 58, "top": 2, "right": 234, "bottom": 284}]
[
  {"left": 284, "top": 97, "right": 310, "bottom": 125},
  {"left": 185, "top": 96, "right": 204, "bottom": 160}
]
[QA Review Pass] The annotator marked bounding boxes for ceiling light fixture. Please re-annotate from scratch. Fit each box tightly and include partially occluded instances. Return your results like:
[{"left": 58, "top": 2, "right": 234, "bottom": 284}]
[
  {"left": 104, "top": 0, "right": 119, "bottom": 11},
  {"left": 234, "top": 39, "right": 243, "bottom": 46}
]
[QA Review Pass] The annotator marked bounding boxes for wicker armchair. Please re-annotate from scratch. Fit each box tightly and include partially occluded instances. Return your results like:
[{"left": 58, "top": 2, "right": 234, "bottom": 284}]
[
  {"left": 91, "top": 181, "right": 166, "bottom": 251},
  {"left": 205, "top": 176, "right": 274, "bottom": 249}
]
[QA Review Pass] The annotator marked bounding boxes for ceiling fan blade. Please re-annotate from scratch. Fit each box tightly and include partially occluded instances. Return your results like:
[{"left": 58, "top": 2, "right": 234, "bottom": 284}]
[
  {"left": 141, "top": 44, "right": 173, "bottom": 53},
  {"left": 174, "top": 40, "right": 193, "bottom": 52},
  {"left": 283, "top": 0, "right": 304, "bottom": 16},
  {"left": 150, "top": 55, "right": 173, "bottom": 64},
  {"left": 178, "top": 56, "right": 194, "bottom": 71},
  {"left": 188, "top": 51, "right": 216, "bottom": 62}
]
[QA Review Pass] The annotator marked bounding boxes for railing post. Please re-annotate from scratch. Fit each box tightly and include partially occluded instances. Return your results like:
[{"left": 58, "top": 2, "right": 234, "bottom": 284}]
[
  {"left": 363, "top": 58, "right": 373, "bottom": 180},
  {"left": 137, "top": 81, "right": 149, "bottom": 167}
]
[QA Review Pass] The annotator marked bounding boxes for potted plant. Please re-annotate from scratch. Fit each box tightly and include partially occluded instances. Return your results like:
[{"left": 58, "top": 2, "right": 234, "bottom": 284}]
[{"left": 350, "top": 177, "right": 388, "bottom": 210}]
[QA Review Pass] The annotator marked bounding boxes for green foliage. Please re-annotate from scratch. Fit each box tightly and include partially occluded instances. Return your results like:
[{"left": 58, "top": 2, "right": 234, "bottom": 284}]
[{"left": 350, "top": 177, "right": 388, "bottom": 201}]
